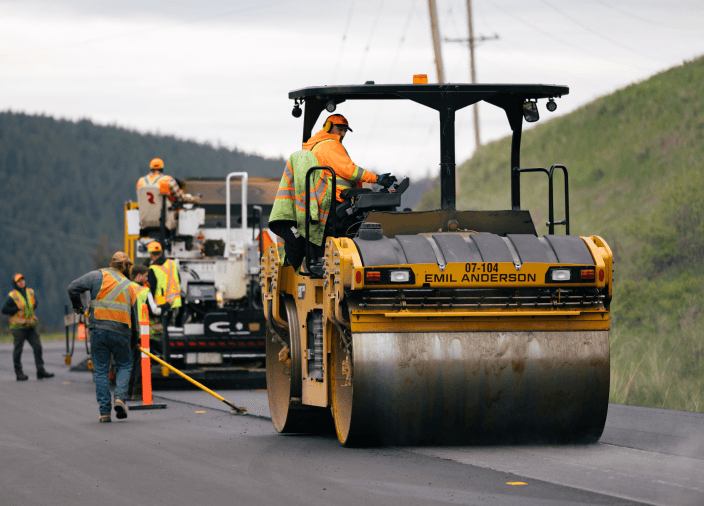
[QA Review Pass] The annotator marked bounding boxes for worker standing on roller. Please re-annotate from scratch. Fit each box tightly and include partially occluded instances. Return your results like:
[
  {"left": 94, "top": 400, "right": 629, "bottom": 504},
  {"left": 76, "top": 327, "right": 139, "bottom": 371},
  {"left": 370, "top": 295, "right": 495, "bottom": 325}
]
[
  {"left": 270, "top": 114, "right": 397, "bottom": 268},
  {"left": 2, "top": 274, "right": 54, "bottom": 381},
  {"left": 67, "top": 252, "right": 141, "bottom": 423},
  {"left": 146, "top": 241, "right": 181, "bottom": 327},
  {"left": 136, "top": 158, "right": 200, "bottom": 204},
  {"left": 303, "top": 114, "right": 396, "bottom": 202}
]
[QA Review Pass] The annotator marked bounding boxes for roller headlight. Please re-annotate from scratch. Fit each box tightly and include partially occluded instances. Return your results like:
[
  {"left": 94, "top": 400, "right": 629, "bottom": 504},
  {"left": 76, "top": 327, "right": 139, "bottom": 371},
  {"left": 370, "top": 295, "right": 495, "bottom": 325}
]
[
  {"left": 389, "top": 270, "right": 410, "bottom": 283},
  {"left": 551, "top": 269, "right": 571, "bottom": 281}
]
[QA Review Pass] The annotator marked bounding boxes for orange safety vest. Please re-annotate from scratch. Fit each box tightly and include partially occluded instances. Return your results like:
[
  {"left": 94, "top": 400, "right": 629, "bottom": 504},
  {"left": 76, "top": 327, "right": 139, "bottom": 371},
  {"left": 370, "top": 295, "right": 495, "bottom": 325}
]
[
  {"left": 92, "top": 268, "right": 135, "bottom": 327},
  {"left": 136, "top": 172, "right": 172, "bottom": 189},
  {"left": 8, "top": 288, "right": 37, "bottom": 328},
  {"left": 303, "top": 130, "right": 377, "bottom": 202},
  {"left": 150, "top": 259, "right": 182, "bottom": 309}
]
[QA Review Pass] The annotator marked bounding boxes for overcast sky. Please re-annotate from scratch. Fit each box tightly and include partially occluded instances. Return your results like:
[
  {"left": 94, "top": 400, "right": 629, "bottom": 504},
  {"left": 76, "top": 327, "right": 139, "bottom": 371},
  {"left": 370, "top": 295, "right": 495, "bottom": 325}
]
[{"left": 2, "top": 0, "right": 703, "bottom": 179}]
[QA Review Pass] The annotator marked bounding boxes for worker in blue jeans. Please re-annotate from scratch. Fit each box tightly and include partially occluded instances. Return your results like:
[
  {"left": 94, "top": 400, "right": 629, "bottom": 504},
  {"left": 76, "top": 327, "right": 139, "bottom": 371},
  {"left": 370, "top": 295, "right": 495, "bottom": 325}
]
[
  {"left": 90, "top": 329, "right": 134, "bottom": 415},
  {"left": 68, "top": 252, "right": 141, "bottom": 423}
]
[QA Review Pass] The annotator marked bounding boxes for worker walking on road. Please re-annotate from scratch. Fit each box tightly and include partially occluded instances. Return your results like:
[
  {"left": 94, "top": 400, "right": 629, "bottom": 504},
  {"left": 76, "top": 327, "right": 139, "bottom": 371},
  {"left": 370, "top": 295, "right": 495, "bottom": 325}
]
[
  {"left": 67, "top": 252, "right": 141, "bottom": 423},
  {"left": 2, "top": 273, "right": 54, "bottom": 381},
  {"left": 136, "top": 158, "right": 200, "bottom": 204},
  {"left": 146, "top": 241, "right": 182, "bottom": 328}
]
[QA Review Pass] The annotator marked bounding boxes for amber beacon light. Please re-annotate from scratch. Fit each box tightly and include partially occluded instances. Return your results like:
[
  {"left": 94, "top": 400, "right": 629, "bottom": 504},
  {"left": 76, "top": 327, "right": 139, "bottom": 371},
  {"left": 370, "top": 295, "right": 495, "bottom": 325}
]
[{"left": 413, "top": 74, "right": 428, "bottom": 84}]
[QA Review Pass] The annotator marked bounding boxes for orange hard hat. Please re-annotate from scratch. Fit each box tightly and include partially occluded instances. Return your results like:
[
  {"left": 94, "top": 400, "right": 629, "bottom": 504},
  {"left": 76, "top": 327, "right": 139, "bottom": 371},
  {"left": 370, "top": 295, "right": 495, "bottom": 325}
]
[
  {"left": 14, "top": 273, "right": 24, "bottom": 282},
  {"left": 323, "top": 114, "right": 352, "bottom": 133},
  {"left": 150, "top": 158, "right": 164, "bottom": 170},
  {"left": 147, "top": 241, "right": 162, "bottom": 253}
]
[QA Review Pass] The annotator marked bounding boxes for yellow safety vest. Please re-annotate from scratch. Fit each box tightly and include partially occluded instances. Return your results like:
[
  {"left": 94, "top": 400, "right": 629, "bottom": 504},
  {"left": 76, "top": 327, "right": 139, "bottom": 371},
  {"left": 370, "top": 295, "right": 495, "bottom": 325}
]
[
  {"left": 136, "top": 283, "right": 163, "bottom": 340},
  {"left": 92, "top": 269, "right": 134, "bottom": 327},
  {"left": 150, "top": 259, "right": 182, "bottom": 309},
  {"left": 134, "top": 284, "right": 149, "bottom": 310},
  {"left": 9, "top": 288, "right": 37, "bottom": 329}
]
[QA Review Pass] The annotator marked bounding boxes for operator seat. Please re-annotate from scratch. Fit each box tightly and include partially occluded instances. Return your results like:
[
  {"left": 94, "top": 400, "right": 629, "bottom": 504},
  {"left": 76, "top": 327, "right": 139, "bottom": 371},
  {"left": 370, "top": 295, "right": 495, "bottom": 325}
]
[{"left": 137, "top": 186, "right": 178, "bottom": 231}]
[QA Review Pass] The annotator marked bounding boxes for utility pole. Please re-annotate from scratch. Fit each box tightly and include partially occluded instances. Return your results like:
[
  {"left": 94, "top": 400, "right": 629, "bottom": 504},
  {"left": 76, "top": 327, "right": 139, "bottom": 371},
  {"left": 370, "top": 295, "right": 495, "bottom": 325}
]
[
  {"left": 445, "top": 1, "right": 499, "bottom": 151},
  {"left": 427, "top": 0, "right": 445, "bottom": 83},
  {"left": 466, "top": 0, "right": 480, "bottom": 149}
]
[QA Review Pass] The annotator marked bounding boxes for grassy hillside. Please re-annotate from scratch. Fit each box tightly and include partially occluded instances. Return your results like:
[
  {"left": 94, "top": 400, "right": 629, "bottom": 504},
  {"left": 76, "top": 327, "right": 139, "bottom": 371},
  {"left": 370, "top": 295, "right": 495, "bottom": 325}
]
[
  {"left": 0, "top": 113, "right": 284, "bottom": 329},
  {"left": 420, "top": 56, "right": 704, "bottom": 413}
]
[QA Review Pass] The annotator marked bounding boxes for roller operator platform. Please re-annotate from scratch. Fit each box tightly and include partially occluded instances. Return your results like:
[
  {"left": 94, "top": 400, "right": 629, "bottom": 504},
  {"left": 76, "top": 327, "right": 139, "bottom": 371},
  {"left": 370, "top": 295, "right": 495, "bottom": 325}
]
[{"left": 260, "top": 81, "right": 613, "bottom": 446}]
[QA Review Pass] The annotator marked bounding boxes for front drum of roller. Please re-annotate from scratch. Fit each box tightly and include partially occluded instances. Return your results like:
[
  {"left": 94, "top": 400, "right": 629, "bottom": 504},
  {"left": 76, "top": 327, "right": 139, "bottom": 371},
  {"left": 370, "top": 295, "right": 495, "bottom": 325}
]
[{"left": 333, "top": 330, "right": 609, "bottom": 446}]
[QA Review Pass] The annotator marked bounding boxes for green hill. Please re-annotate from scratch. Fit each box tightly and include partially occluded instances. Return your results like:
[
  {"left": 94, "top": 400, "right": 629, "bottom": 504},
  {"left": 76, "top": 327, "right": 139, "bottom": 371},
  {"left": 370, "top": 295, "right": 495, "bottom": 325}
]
[
  {"left": 0, "top": 113, "right": 284, "bottom": 330},
  {"left": 420, "top": 56, "right": 704, "bottom": 412}
]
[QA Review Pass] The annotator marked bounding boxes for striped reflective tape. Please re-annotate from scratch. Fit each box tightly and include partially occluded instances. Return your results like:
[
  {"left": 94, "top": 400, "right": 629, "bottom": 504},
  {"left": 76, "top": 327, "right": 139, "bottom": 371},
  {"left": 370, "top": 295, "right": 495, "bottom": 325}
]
[
  {"left": 141, "top": 348, "right": 151, "bottom": 358},
  {"left": 140, "top": 325, "right": 150, "bottom": 336}
]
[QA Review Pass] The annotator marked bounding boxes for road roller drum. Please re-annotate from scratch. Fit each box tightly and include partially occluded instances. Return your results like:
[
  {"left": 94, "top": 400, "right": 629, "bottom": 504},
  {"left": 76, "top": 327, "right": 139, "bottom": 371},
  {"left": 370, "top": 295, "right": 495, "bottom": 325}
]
[{"left": 331, "top": 331, "right": 609, "bottom": 445}]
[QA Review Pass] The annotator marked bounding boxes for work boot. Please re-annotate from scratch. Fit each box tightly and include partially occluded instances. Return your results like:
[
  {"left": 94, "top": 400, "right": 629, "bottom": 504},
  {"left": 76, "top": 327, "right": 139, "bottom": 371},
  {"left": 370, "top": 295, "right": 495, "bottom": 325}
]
[
  {"left": 99, "top": 414, "right": 111, "bottom": 423},
  {"left": 114, "top": 399, "right": 128, "bottom": 419},
  {"left": 37, "top": 368, "right": 55, "bottom": 379},
  {"left": 16, "top": 371, "right": 29, "bottom": 381}
]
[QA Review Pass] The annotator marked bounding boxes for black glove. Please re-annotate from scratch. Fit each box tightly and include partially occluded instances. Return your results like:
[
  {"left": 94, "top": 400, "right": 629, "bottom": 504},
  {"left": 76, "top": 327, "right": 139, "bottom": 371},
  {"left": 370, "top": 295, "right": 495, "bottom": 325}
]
[
  {"left": 158, "top": 303, "right": 171, "bottom": 314},
  {"left": 377, "top": 173, "right": 397, "bottom": 188},
  {"left": 73, "top": 306, "right": 84, "bottom": 315}
]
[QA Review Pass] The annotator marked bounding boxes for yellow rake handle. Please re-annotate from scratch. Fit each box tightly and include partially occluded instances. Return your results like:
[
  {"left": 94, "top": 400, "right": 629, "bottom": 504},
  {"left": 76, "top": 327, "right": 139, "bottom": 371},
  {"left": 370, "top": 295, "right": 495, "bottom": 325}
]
[{"left": 138, "top": 347, "right": 248, "bottom": 415}]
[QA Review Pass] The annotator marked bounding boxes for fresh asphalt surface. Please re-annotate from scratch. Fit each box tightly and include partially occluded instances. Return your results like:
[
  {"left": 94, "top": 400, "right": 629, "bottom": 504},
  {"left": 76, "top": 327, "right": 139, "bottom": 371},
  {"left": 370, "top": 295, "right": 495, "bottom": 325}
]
[{"left": 2, "top": 341, "right": 703, "bottom": 506}]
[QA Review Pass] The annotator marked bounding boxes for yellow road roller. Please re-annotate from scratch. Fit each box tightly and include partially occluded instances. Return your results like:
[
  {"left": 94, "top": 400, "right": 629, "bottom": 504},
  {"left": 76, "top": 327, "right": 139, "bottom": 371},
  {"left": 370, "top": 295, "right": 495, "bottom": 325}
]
[{"left": 261, "top": 82, "right": 613, "bottom": 445}]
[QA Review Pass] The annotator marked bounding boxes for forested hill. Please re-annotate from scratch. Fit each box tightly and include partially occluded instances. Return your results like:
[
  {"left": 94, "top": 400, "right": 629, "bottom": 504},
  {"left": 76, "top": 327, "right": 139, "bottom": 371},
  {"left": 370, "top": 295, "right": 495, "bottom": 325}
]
[{"left": 0, "top": 112, "right": 284, "bottom": 329}]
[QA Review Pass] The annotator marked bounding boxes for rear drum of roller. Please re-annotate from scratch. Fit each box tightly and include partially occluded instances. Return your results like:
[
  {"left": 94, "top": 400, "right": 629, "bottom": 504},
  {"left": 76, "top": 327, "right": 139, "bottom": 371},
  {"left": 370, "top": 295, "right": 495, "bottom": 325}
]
[{"left": 267, "top": 298, "right": 331, "bottom": 433}]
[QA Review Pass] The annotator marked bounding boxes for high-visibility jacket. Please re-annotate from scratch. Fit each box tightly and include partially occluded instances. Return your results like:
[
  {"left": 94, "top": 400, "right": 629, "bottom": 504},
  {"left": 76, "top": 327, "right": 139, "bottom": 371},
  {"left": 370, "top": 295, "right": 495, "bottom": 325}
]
[
  {"left": 134, "top": 284, "right": 149, "bottom": 312},
  {"left": 136, "top": 282, "right": 163, "bottom": 340},
  {"left": 8, "top": 289, "right": 37, "bottom": 329},
  {"left": 93, "top": 269, "right": 139, "bottom": 328},
  {"left": 302, "top": 130, "right": 378, "bottom": 202},
  {"left": 136, "top": 172, "right": 173, "bottom": 190},
  {"left": 150, "top": 259, "right": 182, "bottom": 309},
  {"left": 270, "top": 149, "right": 332, "bottom": 250}
]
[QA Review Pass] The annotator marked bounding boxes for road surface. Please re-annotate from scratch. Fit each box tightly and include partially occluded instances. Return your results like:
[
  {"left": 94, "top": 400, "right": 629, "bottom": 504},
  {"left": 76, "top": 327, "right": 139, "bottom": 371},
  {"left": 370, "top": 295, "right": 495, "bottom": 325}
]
[{"left": 1, "top": 340, "right": 702, "bottom": 505}]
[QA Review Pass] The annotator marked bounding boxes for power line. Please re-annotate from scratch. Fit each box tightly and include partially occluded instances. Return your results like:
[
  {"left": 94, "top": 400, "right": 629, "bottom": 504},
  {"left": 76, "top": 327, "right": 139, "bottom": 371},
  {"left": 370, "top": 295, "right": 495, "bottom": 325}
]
[
  {"left": 590, "top": 0, "right": 672, "bottom": 29},
  {"left": 482, "top": 0, "right": 604, "bottom": 57},
  {"left": 331, "top": 0, "right": 357, "bottom": 85},
  {"left": 385, "top": 0, "right": 420, "bottom": 82},
  {"left": 362, "top": 0, "right": 420, "bottom": 153},
  {"left": 537, "top": 0, "right": 653, "bottom": 60},
  {"left": 355, "top": 0, "right": 387, "bottom": 83}
]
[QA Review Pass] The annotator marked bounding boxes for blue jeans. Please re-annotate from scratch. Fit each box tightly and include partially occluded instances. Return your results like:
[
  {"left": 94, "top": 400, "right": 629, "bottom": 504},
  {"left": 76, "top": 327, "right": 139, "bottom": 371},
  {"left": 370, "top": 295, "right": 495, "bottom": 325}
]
[{"left": 91, "top": 329, "right": 132, "bottom": 415}]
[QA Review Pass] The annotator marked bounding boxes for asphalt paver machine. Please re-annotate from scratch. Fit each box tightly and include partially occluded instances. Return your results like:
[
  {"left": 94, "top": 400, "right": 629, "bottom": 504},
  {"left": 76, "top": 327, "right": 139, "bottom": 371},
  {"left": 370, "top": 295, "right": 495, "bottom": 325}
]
[
  {"left": 125, "top": 173, "right": 278, "bottom": 381},
  {"left": 261, "top": 82, "right": 613, "bottom": 445}
]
